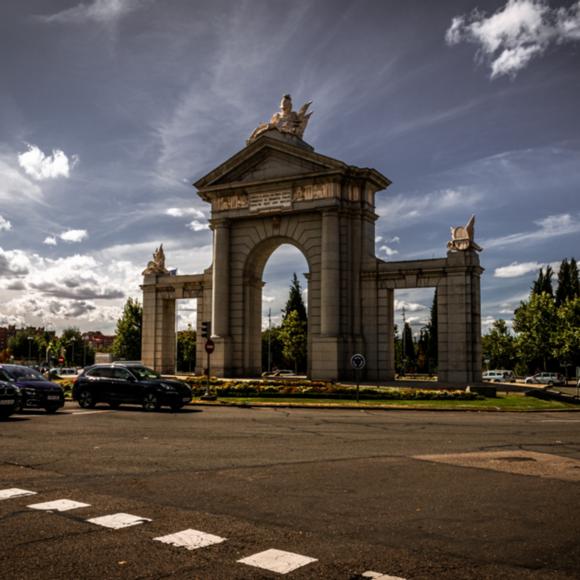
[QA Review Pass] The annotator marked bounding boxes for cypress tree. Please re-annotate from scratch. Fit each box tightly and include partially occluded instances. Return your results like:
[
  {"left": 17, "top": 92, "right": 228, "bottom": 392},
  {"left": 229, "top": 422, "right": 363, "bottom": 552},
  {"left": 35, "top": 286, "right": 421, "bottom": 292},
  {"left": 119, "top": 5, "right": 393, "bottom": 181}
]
[
  {"left": 569, "top": 258, "right": 580, "bottom": 298},
  {"left": 556, "top": 259, "right": 571, "bottom": 306}
]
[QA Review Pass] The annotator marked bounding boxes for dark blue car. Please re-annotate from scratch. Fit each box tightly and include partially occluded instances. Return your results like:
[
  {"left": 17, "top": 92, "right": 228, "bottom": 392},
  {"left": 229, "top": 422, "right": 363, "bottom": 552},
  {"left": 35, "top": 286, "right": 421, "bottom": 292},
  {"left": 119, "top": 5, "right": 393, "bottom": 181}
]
[
  {"left": 0, "top": 364, "right": 64, "bottom": 414},
  {"left": 0, "top": 379, "right": 21, "bottom": 419}
]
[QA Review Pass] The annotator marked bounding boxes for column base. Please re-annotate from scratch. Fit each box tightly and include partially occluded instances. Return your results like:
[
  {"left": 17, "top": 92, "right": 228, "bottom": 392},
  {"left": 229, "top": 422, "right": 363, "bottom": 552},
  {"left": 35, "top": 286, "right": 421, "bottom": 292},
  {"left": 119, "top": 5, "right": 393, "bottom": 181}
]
[{"left": 310, "top": 336, "right": 340, "bottom": 380}]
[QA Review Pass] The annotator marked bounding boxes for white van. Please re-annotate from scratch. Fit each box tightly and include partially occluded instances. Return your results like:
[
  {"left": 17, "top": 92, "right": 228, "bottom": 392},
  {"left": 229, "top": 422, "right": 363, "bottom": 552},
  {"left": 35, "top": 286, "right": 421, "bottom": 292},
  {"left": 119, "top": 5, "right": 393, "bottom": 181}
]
[{"left": 483, "top": 370, "right": 515, "bottom": 383}]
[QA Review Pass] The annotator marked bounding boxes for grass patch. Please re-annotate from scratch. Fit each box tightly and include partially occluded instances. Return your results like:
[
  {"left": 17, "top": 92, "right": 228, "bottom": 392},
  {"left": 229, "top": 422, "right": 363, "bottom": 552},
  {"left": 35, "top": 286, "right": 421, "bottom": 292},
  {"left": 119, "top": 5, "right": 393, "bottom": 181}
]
[{"left": 195, "top": 394, "right": 577, "bottom": 411}]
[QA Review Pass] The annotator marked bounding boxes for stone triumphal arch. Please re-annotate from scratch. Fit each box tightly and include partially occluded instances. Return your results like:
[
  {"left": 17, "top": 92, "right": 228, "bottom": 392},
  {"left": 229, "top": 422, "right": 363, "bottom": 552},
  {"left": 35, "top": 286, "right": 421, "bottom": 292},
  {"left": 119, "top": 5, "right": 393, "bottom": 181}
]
[{"left": 142, "top": 96, "right": 483, "bottom": 384}]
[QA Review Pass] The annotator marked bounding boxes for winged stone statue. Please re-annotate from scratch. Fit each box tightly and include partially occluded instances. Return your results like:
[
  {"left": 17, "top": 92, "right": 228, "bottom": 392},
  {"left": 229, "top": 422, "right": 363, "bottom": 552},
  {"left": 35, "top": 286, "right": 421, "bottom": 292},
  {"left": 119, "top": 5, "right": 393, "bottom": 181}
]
[
  {"left": 248, "top": 94, "right": 313, "bottom": 144},
  {"left": 447, "top": 215, "right": 482, "bottom": 252},
  {"left": 142, "top": 244, "right": 170, "bottom": 276}
]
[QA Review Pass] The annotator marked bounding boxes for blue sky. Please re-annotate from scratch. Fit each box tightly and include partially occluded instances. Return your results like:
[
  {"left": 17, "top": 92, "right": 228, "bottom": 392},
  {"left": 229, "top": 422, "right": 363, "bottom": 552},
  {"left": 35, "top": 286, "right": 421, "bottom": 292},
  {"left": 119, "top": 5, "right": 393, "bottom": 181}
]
[{"left": 0, "top": 0, "right": 579, "bottom": 335}]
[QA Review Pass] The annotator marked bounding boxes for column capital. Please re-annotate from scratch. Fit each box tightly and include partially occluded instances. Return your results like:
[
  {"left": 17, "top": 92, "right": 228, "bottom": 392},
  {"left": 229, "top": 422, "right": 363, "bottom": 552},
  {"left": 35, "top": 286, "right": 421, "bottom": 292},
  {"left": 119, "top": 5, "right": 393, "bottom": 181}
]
[{"left": 210, "top": 217, "right": 230, "bottom": 230}]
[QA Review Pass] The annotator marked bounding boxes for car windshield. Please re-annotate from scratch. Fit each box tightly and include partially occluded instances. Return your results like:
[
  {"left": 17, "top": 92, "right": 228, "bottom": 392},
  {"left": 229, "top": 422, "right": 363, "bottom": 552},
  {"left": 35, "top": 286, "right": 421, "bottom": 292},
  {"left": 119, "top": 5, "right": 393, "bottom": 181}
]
[
  {"left": 3, "top": 366, "right": 45, "bottom": 381},
  {"left": 126, "top": 366, "right": 160, "bottom": 380}
]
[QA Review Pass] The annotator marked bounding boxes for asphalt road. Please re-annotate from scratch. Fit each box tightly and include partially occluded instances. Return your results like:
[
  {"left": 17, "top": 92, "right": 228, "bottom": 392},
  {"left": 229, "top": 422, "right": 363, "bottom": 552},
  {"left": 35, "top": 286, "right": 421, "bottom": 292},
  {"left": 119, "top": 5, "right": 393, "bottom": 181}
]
[{"left": 1, "top": 403, "right": 580, "bottom": 579}]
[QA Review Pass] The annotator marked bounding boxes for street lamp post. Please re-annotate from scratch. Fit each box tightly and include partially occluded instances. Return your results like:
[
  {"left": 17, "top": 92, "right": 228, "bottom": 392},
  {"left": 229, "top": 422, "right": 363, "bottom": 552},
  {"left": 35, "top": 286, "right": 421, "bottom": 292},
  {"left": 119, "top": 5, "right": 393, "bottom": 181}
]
[
  {"left": 27, "top": 336, "right": 33, "bottom": 364},
  {"left": 70, "top": 338, "right": 76, "bottom": 367}
]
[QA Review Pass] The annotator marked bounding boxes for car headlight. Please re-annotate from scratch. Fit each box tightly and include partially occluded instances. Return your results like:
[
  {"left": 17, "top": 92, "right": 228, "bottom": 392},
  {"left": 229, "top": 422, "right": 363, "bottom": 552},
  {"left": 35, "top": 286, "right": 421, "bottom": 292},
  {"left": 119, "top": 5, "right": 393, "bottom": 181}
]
[{"left": 160, "top": 383, "right": 178, "bottom": 392}]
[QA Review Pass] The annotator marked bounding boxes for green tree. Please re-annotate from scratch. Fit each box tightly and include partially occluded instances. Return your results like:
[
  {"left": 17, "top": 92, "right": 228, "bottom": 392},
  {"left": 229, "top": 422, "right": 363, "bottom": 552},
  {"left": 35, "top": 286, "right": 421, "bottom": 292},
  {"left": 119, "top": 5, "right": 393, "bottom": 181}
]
[
  {"left": 532, "top": 266, "right": 554, "bottom": 297},
  {"left": 60, "top": 327, "right": 84, "bottom": 366},
  {"left": 569, "top": 258, "right": 580, "bottom": 298},
  {"left": 283, "top": 273, "right": 307, "bottom": 323},
  {"left": 262, "top": 325, "right": 285, "bottom": 372},
  {"left": 482, "top": 319, "right": 516, "bottom": 370},
  {"left": 401, "top": 321, "right": 416, "bottom": 373},
  {"left": 176, "top": 324, "right": 196, "bottom": 373},
  {"left": 553, "top": 296, "right": 580, "bottom": 374},
  {"left": 555, "top": 259, "right": 571, "bottom": 307},
  {"left": 112, "top": 298, "right": 143, "bottom": 361},
  {"left": 279, "top": 310, "right": 307, "bottom": 373},
  {"left": 513, "top": 293, "right": 557, "bottom": 373},
  {"left": 8, "top": 330, "right": 40, "bottom": 362}
]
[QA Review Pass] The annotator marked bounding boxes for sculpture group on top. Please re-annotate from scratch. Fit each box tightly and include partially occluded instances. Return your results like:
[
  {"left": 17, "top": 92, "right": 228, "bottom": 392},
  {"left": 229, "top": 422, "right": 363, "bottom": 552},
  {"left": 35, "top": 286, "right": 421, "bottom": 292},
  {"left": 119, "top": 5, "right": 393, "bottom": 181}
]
[
  {"left": 142, "top": 244, "right": 169, "bottom": 276},
  {"left": 248, "top": 94, "right": 313, "bottom": 144},
  {"left": 448, "top": 215, "right": 482, "bottom": 252}
]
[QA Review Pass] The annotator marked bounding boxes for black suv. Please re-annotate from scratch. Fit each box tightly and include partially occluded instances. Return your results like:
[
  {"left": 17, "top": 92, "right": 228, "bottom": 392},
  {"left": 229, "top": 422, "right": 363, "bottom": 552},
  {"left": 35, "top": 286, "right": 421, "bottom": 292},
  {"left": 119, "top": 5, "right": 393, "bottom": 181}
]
[
  {"left": 72, "top": 363, "right": 192, "bottom": 412},
  {"left": 0, "top": 364, "right": 64, "bottom": 414}
]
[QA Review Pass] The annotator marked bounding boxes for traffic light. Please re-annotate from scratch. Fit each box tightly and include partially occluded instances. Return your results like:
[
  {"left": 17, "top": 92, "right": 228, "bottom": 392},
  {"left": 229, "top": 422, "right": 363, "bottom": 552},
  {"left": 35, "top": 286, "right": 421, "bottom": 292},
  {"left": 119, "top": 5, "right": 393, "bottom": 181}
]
[{"left": 201, "top": 321, "right": 211, "bottom": 339}]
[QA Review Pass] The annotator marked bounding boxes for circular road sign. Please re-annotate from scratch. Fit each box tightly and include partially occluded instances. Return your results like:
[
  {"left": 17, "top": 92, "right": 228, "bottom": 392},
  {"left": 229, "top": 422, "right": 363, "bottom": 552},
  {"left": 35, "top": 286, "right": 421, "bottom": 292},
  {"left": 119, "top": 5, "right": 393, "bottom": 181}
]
[
  {"left": 204, "top": 339, "right": 215, "bottom": 354},
  {"left": 351, "top": 353, "right": 366, "bottom": 370}
]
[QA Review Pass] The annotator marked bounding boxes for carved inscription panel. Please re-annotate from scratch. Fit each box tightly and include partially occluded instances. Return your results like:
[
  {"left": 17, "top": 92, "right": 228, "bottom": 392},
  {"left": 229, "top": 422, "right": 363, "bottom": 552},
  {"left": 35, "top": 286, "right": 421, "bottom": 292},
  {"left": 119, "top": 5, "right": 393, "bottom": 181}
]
[{"left": 248, "top": 190, "right": 292, "bottom": 212}]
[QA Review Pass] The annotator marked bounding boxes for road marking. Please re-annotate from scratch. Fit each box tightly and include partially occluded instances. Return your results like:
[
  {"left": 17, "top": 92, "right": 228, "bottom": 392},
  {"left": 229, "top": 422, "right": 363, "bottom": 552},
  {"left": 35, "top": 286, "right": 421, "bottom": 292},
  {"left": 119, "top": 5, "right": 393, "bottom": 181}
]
[
  {"left": 87, "top": 513, "right": 152, "bottom": 529},
  {"left": 0, "top": 488, "right": 37, "bottom": 500},
  {"left": 539, "top": 419, "right": 580, "bottom": 423},
  {"left": 28, "top": 499, "right": 91, "bottom": 512},
  {"left": 154, "top": 529, "right": 226, "bottom": 550},
  {"left": 363, "top": 571, "right": 407, "bottom": 579},
  {"left": 71, "top": 410, "right": 110, "bottom": 415},
  {"left": 414, "top": 450, "right": 580, "bottom": 482},
  {"left": 238, "top": 548, "right": 317, "bottom": 575}
]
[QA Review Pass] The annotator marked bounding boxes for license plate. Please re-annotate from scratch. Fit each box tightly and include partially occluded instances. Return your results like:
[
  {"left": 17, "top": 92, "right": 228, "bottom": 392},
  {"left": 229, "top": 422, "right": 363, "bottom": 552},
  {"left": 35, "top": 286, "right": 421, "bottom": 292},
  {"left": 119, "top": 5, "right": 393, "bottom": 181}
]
[
  {"left": 0, "top": 399, "right": 15, "bottom": 405},
  {"left": 182, "top": 397, "right": 190, "bottom": 402},
  {"left": 47, "top": 395, "right": 60, "bottom": 401}
]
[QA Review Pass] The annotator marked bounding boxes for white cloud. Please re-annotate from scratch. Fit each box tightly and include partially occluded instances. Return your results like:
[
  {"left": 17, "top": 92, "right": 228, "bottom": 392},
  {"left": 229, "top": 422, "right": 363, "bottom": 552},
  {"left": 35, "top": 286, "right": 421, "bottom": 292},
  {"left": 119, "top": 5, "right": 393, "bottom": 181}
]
[
  {"left": 166, "top": 207, "right": 205, "bottom": 218},
  {"left": 376, "top": 188, "right": 481, "bottom": 229},
  {"left": 375, "top": 236, "right": 383, "bottom": 243},
  {"left": 0, "top": 215, "right": 12, "bottom": 232},
  {"left": 484, "top": 212, "right": 580, "bottom": 248},
  {"left": 394, "top": 299, "right": 426, "bottom": 313},
  {"left": 0, "top": 248, "right": 30, "bottom": 277},
  {"left": 494, "top": 261, "right": 543, "bottom": 278},
  {"left": 187, "top": 220, "right": 210, "bottom": 232},
  {"left": 18, "top": 144, "right": 78, "bottom": 180},
  {"left": 446, "top": 0, "right": 580, "bottom": 78},
  {"left": 43, "top": 236, "right": 57, "bottom": 246},
  {"left": 0, "top": 153, "right": 43, "bottom": 204},
  {"left": 60, "top": 229, "right": 88, "bottom": 243},
  {"left": 38, "top": 0, "right": 149, "bottom": 25},
  {"left": 379, "top": 244, "right": 399, "bottom": 257}
]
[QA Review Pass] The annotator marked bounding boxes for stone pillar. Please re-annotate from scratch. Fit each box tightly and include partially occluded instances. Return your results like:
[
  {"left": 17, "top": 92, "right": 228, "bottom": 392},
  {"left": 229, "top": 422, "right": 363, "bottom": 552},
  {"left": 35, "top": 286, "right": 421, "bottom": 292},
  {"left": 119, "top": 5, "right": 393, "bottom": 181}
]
[
  {"left": 312, "top": 209, "right": 340, "bottom": 379},
  {"left": 212, "top": 219, "right": 230, "bottom": 338},
  {"left": 210, "top": 219, "right": 232, "bottom": 376},
  {"left": 320, "top": 209, "right": 340, "bottom": 336},
  {"left": 141, "top": 275, "right": 158, "bottom": 369},
  {"left": 438, "top": 250, "right": 482, "bottom": 385}
]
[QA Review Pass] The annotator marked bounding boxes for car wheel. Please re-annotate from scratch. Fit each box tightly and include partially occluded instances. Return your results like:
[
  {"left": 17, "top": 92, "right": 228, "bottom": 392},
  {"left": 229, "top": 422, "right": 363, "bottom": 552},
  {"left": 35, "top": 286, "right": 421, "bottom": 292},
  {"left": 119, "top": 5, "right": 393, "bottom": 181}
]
[
  {"left": 0, "top": 409, "right": 13, "bottom": 420},
  {"left": 77, "top": 389, "right": 95, "bottom": 409},
  {"left": 170, "top": 402, "right": 184, "bottom": 412},
  {"left": 548, "top": 381, "right": 554, "bottom": 386},
  {"left": 109, "top": 402, "right": 120, "bottom": 409},
  {"left": 45, "top": 404, "right": 60, "bottom": 414},
  {"left": 142, "top": 392, "right": 160, "bottom": 412}
]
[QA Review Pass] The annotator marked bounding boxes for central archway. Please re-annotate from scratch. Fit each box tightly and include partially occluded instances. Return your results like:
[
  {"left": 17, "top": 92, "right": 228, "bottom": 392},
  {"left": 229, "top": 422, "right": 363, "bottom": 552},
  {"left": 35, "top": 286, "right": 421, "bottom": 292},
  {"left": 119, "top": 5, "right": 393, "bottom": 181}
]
[{"left": 242, "top": 236, "right": 312, "bottom": 376}]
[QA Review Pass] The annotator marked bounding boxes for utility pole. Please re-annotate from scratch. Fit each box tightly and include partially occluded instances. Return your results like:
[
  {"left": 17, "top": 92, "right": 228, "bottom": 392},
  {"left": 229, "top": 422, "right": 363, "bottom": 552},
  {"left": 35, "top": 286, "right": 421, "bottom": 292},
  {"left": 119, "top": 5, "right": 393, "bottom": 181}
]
[{"left": 268, "top": 307, "right": 272, "bottom": 373}]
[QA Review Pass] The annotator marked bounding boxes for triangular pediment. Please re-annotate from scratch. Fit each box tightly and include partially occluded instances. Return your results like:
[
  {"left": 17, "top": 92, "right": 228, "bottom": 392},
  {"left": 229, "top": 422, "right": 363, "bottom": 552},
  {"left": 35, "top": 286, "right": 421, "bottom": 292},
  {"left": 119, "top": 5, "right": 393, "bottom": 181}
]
[{"left": 194, "top": 134, "right": 347, "bottom": 191}]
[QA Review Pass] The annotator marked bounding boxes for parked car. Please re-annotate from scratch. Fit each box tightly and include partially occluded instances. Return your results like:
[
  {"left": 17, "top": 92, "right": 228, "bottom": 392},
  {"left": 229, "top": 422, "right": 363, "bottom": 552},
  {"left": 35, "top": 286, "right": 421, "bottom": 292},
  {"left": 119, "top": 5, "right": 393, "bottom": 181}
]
[
  {"left": 0, "top": 364, "right": 65, "bottom": 413},
  {"left": 482, "top": 370, "right": 516, "bottom": 383},
  {"left": 72, "top": 363, "right": 192, "bottom": 412},
  {"left": 261, "top": 369, "right": 297, "bottom": 377},
  {"left": 0, "top": 379, "right": 21, "bottom": 419},
  {"left": 49, "top": 367, "right": 80, "bottom": 379},
  {"left": 524, "top": 372, "right": 565, "bottom": 386}
]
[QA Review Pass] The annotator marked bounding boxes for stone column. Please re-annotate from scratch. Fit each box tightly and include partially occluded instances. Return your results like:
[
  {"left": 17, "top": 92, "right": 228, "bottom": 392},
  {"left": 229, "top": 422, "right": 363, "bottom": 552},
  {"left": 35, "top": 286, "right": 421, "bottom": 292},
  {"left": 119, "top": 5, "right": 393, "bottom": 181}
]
[
  {"left": 311, "top": 209, "right": 341, "bottom": 379},
  {"left": 211, "top": 219, "right": 230, "bottom": 338},
  {"left": 320, "top": 209, "right": 340, "bottom": 337},
  {"left": 141, "top": 275, "right": 158, "bottom": 369}
]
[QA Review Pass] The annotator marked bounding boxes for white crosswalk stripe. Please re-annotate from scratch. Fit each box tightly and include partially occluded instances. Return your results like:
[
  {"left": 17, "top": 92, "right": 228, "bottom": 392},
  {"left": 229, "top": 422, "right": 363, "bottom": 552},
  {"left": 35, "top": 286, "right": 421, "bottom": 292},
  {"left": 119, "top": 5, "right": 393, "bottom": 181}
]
[
  {"left": 27, "top": 499, "right": 90, "bottom": 512},
  {"left": 154, "top": 528, "right": 226, "bottom": 550},
  {"left": 86, "top": 513, "right": 152, "bottom": 529},
  {"left": 238, "top": 548, "right": 317, "bottom": 575},
  {"left": 0, "top": 488, "right": 37, "bottom": 500},
  {"left": 362, "top": 571, "right": 407, "bottom": 580}
]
